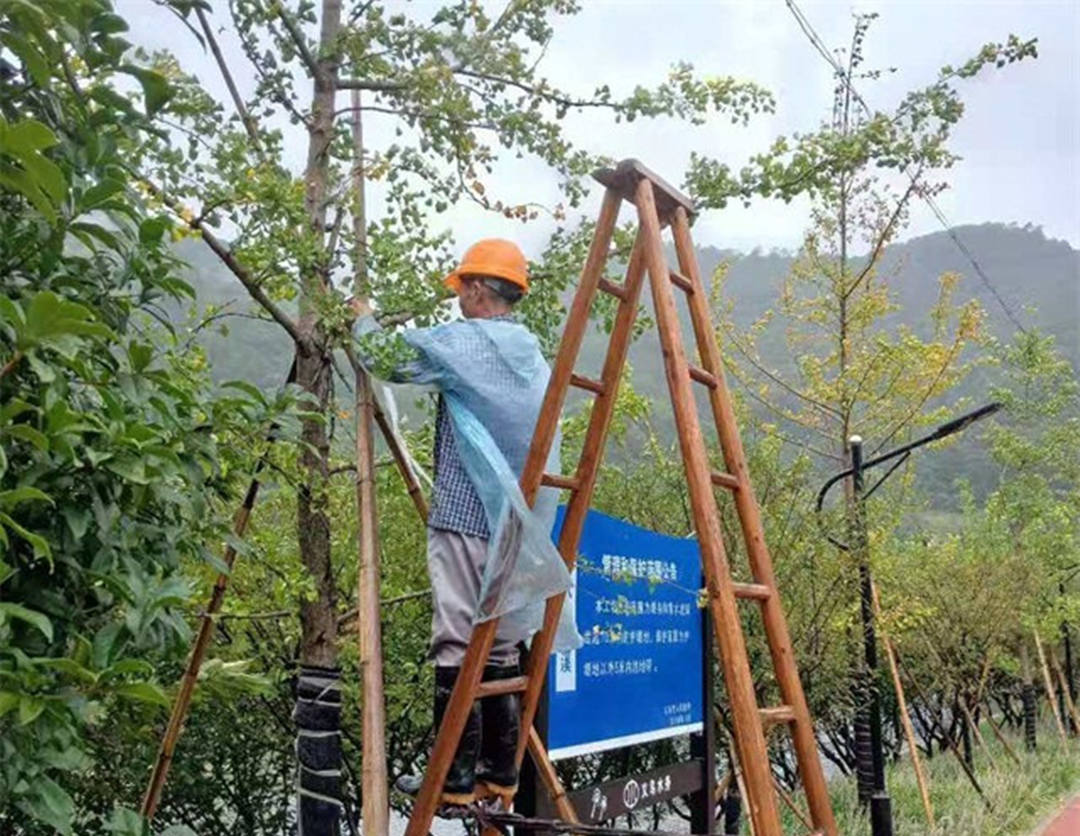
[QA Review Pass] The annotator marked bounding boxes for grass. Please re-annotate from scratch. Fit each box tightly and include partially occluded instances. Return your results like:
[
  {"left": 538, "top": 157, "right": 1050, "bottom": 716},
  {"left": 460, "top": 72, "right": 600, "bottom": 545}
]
[{"left": 779, "top": 720, "right": 1080, "bottom": 835}]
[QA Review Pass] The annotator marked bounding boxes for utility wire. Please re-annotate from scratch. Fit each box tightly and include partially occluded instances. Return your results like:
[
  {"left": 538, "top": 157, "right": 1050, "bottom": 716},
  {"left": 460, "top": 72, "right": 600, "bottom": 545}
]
[{"left": 782, "top": 0, "right": 1028, "bottom": 334}]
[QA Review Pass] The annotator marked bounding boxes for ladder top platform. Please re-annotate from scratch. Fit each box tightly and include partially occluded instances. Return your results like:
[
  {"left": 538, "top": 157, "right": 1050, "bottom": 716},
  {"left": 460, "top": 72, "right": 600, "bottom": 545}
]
[{"left": 593, "top": 158, "right": 696, "bottom": 220}]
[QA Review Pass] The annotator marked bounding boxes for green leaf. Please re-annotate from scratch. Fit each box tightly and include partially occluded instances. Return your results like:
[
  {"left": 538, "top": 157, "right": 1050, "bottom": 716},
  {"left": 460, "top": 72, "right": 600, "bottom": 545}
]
[
  {"left": 120, "top": 65, "right": 174, "bottom": 116},
  {"left": 0, "top": 486, "right": 52, "bottom": 507},
  {"left": 3, "top": 423, "right": 49, "bottom": 450},
  {"left": 105, "top": 456, "right": 149, "bottom": 484},
  {"left": 62, "top": 506, "right": 91, "bottom": 540},
  {"left": 114, "top": 680, "right": 170, "bottom": 708},
  {"left": 92, "top": 622, "right": 124, "bottom": 669},
  {"left": 79, "top": 178, "right": 125, "bottom": 212},
  {"left": 106, "top": 805, "right": 147, "bottom": 836},
  {"left": 138, "top": 216, "right": 167, "bottom": 246},
  {"left": 0, "top": 166, "right": 55, "bottom": 220},
  {"left": 70, "top": 221, "right": 122, "bottom": 252},
  {"left": 4, "top": 118, "right": 57, "bottom": 153},
  {"left": 0, "top": 512, "right": 52, "bottom": 561},
  {"left": 19, "top": 149, "right": 66, "bottom": 204},
  {"left": 17, "top": 694, "right": 45, "bottom": 725},
  {"left": 128, "top": 341, "right": 153, "bottom": 373},
  {"left": 20, "top": 777, "right": 75, "bottom": 835},
  {"left": 0, "top": 601, "right": 54, "bottom": 641},
  {"left": 0, "top": 690, "right": 19, "bottom": 717},
  {"left": 32, "top": 657, "right": 98, "bottom": 684}
]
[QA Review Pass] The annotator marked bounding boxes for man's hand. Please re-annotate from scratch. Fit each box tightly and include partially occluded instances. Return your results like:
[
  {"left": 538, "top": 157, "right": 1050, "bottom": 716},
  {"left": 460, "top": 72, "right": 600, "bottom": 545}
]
[{"left": 347, "top": 296, "right": 373, "bottom": 320}]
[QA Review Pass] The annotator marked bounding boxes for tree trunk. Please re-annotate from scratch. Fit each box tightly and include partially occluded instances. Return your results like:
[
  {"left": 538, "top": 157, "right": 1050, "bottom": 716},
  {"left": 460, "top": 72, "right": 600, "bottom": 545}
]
[{"left": 295, "top": 2, "right": 345, "bottom": 834}]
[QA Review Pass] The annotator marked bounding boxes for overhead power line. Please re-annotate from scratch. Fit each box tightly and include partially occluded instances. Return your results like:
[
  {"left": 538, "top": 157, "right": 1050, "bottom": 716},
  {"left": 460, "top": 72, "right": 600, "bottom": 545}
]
[{"left": 781, "top": 0, "right": 1028, "bottom": 334}]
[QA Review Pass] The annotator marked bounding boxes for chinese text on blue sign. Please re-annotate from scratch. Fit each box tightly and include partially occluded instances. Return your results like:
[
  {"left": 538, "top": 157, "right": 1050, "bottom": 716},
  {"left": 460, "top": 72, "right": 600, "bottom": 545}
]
[{"left": 546, "top": 508, "right": 704, "bottom": 760}]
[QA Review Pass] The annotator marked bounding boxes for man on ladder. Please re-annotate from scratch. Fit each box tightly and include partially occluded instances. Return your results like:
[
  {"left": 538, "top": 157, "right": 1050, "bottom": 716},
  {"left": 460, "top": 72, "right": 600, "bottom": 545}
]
[{"left": 351, "top": 238, "right": 571, "bottom": 811}]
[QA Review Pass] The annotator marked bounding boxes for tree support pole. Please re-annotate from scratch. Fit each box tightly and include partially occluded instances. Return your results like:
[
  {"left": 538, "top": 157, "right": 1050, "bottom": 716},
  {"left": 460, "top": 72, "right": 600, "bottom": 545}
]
[
  {"left": 1049, "top": 647, "right": 1080, "bottom": 734},
  {"left": 349, "top": 86, "right": 389, "bottom": 834},
  {"left": 1033, "top": 631, "right": 1068, "bottom": 744},
  {"left": 141, "top": 359, "right": 297, "bottom": 819},
  {"left": 871, "top": 582, "right": 934, "bottom": 828}
]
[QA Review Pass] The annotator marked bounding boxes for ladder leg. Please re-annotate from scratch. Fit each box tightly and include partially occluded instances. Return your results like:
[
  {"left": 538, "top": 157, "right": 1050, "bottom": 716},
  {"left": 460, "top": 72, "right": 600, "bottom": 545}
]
[
  {"left": 515, "top": 233, "right": 649, "bottom": 771},
  {"left": 635, "top": 181, "right": 782, "bottom": 836},
  {"left": 404, "top": 622, "right": 496, "bottom": 836},
  {"left": 671, "top": 208, "right": 838, "bottom": 836}
]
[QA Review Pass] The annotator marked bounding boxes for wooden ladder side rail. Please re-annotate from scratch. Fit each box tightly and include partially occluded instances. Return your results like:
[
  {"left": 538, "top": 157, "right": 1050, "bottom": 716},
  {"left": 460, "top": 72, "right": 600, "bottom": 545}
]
[
  {"left": 404, "top": 186, "right": 625, "bottom": 836},
  {"left": 514, "top": 232, "right": 650, "bottom": 772},
  {"left": 670, "top": 207, "right": 837, "bottom": 836},
  {"left": 635, "top": 178, "right": 781, "bottom": 836}
]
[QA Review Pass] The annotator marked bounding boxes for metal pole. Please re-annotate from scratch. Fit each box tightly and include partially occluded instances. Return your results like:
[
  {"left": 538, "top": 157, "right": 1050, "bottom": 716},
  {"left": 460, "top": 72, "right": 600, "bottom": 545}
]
[{"left": 850, "top": 436, "right": 893, "bottom": 836}]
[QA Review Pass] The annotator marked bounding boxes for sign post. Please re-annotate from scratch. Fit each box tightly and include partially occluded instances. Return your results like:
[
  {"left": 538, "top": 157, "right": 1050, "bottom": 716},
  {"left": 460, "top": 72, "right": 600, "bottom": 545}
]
[{"left": 690, "top": 604, "right": 716, "bottom": 834}]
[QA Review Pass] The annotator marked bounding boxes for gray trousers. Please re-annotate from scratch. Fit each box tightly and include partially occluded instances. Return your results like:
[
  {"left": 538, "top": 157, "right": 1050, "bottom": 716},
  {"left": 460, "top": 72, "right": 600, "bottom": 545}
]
[{"left": 427, "top": 527, "right": 519, "bottom": 667}]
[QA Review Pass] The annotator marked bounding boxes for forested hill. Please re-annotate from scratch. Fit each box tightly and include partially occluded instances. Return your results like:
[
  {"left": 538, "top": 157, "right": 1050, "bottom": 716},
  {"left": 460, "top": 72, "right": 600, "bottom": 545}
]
[{"left": 175, "top": 222, "right": 1079, "bottom": 504}]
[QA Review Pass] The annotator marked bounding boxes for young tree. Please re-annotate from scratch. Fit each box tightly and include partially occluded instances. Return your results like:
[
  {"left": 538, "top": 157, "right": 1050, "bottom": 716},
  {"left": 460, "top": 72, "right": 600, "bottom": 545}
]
[
  {"left": 686, "top": 12, "right": 1036, "bottom": 783},
  {"left": 984, "top": 330, "right": 1080, "bottom": 747}
]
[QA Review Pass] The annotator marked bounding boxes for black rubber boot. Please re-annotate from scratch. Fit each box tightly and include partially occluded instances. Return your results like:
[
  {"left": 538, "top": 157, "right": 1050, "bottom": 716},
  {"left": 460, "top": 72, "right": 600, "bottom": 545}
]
[
  {"left": 476, "top": 663, "right": 521, "bottom": 807},
  {"left": 394, "top": 667, "right": 481, "bottom": 806}
]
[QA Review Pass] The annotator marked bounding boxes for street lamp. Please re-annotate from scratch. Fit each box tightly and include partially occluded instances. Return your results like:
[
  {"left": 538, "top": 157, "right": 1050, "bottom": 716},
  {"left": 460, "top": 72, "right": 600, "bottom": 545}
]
[{"left": 814, "top": 402, "right": 1002, "bottom": 836}]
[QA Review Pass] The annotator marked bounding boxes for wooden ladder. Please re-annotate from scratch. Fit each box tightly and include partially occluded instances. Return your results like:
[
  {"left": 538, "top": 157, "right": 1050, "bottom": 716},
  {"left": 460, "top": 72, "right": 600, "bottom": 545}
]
[{"left": 405, "top": 159, "right": 837, "bottom": 836}]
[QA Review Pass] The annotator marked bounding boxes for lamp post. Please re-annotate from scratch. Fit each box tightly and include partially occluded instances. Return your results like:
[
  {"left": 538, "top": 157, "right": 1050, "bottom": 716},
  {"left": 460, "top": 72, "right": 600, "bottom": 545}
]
[{"left": 815, "top": 403, "right": 1002, "bottom": 836}]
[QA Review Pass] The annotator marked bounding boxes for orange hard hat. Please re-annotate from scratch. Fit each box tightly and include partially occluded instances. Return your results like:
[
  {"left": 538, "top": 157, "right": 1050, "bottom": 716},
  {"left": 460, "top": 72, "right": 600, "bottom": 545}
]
[{"left": 444, "top": 238, "right": 529, "bottom": 295}]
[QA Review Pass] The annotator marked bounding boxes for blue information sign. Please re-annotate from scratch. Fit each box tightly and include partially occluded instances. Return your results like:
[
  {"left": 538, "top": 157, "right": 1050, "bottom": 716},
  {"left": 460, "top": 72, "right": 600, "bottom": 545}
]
[{"left": 546, "top": 508, "right": 704, "bottom": 760}]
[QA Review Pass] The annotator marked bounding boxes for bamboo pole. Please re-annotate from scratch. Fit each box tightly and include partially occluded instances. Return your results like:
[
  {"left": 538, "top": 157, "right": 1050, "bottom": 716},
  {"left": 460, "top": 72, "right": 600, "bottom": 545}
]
[
  {"left": 773, "top": 777, "right": 814, "bottom": 832},
  {"left": 981, "top": 703, "right": 1021, "bottom": 765},
  {"left": 1050, "top": 647, "right": 1080, "bottom": 734},
  {"left": 959, "top": 698, "right": 990, "bottom": 756},
  {"left": 871, "top": 582, "right": 934, "bottom": 828},
  {"left": 350, "top": 88, "right": 389, "bottom": 835},
  {"left": 905, "top": 658, "right": 991, "bottom": 809},
  {"left": 140, "top": 359, "right": 297, "bottom": 819},
  {"left": 1033, "top": 631, "right": 1068, "bottom": 744}
]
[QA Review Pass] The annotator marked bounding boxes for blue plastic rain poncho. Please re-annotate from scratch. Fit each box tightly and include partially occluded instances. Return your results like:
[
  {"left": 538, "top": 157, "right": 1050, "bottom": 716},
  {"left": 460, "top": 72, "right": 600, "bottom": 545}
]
[{"left": 356, "top": 316, "right": 580, "bottom": 653}]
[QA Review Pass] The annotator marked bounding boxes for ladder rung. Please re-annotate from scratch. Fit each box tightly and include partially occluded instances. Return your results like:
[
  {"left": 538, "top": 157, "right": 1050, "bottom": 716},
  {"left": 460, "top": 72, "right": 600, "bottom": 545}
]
[
  {"left": 570, "top": 373, "right": 605, "bottom": 395},
  {"left": 476, "top": 676, "right": 529, "bottom": 698},
  {"left": 688, "top": 364, "right": 717, "bottom": 388},
  {"left": 597, "top": 277, "right": 628, "bottom": 301},
  {"left": 760, "top": 705, "right": 796, "bottom": 727},
  {"left": 710, "top": 471, "right": 741, "bottom": 490},
  {"left": 669, "top": 269, "right": 694, "bottom": 293},
  {"left": 732, "top": 582, "right": 771, "bottom": 601},
  {"left": 541, "top": 472, "right": 580, "bottom": 491}
]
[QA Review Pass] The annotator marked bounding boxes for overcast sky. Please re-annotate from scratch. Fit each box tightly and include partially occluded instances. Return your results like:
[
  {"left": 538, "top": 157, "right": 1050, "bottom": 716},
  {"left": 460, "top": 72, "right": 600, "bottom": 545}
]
[{"left": 118, "top": 0, "right": 1079, "bottom": 258}]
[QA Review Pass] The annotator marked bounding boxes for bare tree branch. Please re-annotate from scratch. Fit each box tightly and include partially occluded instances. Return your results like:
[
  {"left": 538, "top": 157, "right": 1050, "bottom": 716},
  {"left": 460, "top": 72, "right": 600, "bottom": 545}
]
[
  {"left": 142, "top": 179, "right": 306, "bottom": 347},
  {"left": 276, "top": 6, "right": 323, "bottom": 81},
  {"left": 841, "top": 179, "right": 918, "bottom": 302},
  {"left": 196, "top": 6, "right": 261, "bottom": 146},
  {"left": 720, "top": 319, "right": 843, "bottom": 419}
]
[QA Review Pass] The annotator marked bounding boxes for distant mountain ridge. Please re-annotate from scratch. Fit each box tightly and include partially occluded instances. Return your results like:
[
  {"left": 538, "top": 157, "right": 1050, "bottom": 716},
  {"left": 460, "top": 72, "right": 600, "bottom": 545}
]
[{"left": 173, "top": 222, "right": 1079, "bottom": 504}]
